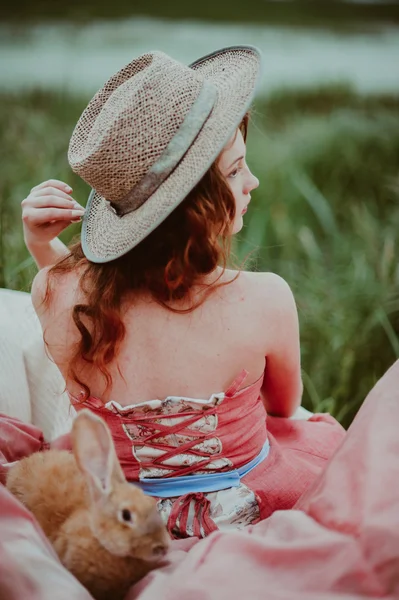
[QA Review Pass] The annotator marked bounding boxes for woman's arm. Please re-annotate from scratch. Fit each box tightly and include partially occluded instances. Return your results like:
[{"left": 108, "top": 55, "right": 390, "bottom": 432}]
[
  {"left": 26, "top": 238, "right": 70, "bottom": 271},
  {"left": 260, "top": 274, "right": 303, "bottom": 418},
  {"left": 22, "top": 179, "right": 85, "bottom": 270}
]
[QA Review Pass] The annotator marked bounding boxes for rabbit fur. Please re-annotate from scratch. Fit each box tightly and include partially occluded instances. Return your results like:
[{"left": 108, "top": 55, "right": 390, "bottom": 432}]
[{"left": 6, "top": 409, "right": 170, "bottom": 600}]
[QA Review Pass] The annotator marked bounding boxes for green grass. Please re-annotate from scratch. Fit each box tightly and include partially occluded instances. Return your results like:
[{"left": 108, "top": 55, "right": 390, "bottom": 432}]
[
  {"left": 2, "top": 0, "right": 399, "bottom": 29},
  {"left": 1, "top": 85, "right": 399, "bottom": 427}
]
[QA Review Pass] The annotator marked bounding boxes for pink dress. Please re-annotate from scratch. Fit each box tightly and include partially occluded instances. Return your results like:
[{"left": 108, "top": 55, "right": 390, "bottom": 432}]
[
  {"left": 2, "top": 360, "right": 399, "bottom": 598},
  {"left": 69, "top": 370, "right": 345, "bottom": 539}
]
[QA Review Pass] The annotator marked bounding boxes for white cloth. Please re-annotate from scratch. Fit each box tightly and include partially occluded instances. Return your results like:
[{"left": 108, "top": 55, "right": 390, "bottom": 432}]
[{"left": 0, "top": 288, "right": 73, "bottom": 440}]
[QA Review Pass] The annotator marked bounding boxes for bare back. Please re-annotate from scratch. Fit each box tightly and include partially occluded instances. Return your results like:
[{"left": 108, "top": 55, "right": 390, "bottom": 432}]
[{"left": 32, "top": 267, "right": 302, "bottom": 417}]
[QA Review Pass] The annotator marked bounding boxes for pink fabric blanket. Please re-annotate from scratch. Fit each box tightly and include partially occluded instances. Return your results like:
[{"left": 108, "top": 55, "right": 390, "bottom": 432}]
[{"left": 2, "top": 360, "right": 399, "bottom": 600}]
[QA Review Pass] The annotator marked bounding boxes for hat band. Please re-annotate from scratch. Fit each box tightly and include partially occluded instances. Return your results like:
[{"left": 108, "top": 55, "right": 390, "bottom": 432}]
[{"left": 113, "top": 80, "right": 217, "bottom": 217}]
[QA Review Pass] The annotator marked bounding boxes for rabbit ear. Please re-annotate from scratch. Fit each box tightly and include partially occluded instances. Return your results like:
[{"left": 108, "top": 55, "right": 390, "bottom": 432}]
[{"left": 72, "top": 409, "right": 126, "bottom": 500}]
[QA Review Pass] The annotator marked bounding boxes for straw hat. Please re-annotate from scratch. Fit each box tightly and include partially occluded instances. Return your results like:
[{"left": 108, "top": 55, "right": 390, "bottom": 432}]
[{"left": 68, "top": 46, "right": 262, "bottom": 263}]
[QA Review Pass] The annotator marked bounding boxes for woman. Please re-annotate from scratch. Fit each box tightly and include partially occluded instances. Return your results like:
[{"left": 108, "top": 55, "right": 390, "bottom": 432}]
[{"left": 21, "top": 47, "right": 345, "bottom": 538}]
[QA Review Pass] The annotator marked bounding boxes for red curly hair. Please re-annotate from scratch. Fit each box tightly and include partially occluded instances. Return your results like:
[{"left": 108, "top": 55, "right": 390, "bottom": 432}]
[{"left": 45, "top": 115, "right": 248, "bottom": 399}]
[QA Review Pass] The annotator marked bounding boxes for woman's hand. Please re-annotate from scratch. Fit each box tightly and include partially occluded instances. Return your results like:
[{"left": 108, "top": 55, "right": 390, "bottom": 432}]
[{"left": 22, "top": 179, "right": 85, "bottom": 249}]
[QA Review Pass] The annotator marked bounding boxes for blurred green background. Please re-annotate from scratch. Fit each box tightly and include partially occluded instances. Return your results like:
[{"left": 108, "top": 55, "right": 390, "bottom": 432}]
[
  {"left": 1, "top": 1, "right": 399, "bottom": 427},
  {"left": 2, "top": 0, "right": 399, "bottom": 26}
]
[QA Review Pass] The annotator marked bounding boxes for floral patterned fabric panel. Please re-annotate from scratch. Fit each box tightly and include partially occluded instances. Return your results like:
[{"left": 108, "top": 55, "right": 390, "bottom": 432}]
[{"left": 106, "top": 394, "right": 233, "bottom": 479}]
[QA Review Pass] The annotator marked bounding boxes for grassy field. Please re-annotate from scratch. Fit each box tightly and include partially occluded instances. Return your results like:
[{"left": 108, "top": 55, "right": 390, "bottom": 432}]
[
  {"left": 2, "top": 0, "right": 399, "bottom": 28},
  {"left": 1, "top": 85, "right": 399, "bottom": 426}
]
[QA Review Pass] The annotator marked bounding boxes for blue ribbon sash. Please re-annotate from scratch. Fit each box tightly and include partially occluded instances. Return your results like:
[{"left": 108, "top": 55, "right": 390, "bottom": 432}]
[{"left": 134, "top": 440, "right": 270, "bottom": 498}]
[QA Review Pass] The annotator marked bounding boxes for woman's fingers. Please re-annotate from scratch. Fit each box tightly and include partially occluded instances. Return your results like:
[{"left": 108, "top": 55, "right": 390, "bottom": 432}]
[
  {"left": 23, "top": 207, "right": 85, "bottom": 226},
  {"left": 30, "top": 186, "right": 75, "bottom": 201},
  {"left": 30, "top": 179, "right": 72, "bottom": 194},
  {"left": 47, "top": 220, "right": 77, "bottom": 235},
  {"left": 46, "top": 219, "right": 75, "bottom": 232},
  {"left": 22, "top": 196, "right": 83, "bottom": 211},
  {"left": 22, "top": 184, "right": 85, "bottom": 211},
  {"left": 22, "top": 196, "right": 77, "bottom": 210}
]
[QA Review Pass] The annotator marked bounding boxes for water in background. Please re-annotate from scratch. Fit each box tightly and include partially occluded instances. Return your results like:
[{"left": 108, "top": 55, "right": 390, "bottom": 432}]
[{"left": 1, "top": 17, "right": 398, "bottom": 96}]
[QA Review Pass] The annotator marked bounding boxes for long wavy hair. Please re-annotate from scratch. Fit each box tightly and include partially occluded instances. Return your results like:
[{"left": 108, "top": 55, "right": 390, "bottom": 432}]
[{"left": 45, "top": 115, "right": 248, "bottom": 399}]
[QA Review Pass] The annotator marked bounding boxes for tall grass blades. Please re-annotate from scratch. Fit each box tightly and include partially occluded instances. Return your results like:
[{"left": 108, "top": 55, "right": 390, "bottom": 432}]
[{"left": 1, "top": 85, "right": 399, "bottom": 426}]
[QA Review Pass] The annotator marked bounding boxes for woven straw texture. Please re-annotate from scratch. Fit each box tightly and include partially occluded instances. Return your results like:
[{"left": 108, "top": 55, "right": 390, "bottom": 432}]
[{"left": 68, "top": 46, "right": 262, "bottom": 262}]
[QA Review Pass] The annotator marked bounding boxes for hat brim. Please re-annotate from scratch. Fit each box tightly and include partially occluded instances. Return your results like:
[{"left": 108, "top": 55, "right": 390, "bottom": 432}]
[{"left": 81, "top": 46, "right": 262, "bottom": 263}]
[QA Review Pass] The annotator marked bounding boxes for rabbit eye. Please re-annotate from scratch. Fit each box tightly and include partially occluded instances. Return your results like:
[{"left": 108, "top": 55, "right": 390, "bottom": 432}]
[
  {"left": 118, "top": 508, "right": 136, "bottom": 526},
  {"left": 121, "top": 509, "right": 132, "bottom": 522}
]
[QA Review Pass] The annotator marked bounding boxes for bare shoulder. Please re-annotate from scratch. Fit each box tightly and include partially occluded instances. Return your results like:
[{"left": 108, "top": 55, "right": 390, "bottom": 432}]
[
  {"left": 232, "top": 270, "right": 300, "bottom": 367},
  {"left": 235, "top": 270, "right": 295, "bottom": 310},
  {"left": 220, "top": 269, "right": 297, "bottom": 341},
  {"left": 30, "top": 266, "right": 83, "bottom": 373},
  {"left": 31, "top": 265, "right": 81, "bottom": 332}
]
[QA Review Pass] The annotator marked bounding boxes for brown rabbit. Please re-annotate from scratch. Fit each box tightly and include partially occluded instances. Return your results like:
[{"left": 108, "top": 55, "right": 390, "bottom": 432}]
[{"left": 6, "top": 409, "right": 170, "bottom": 600}]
